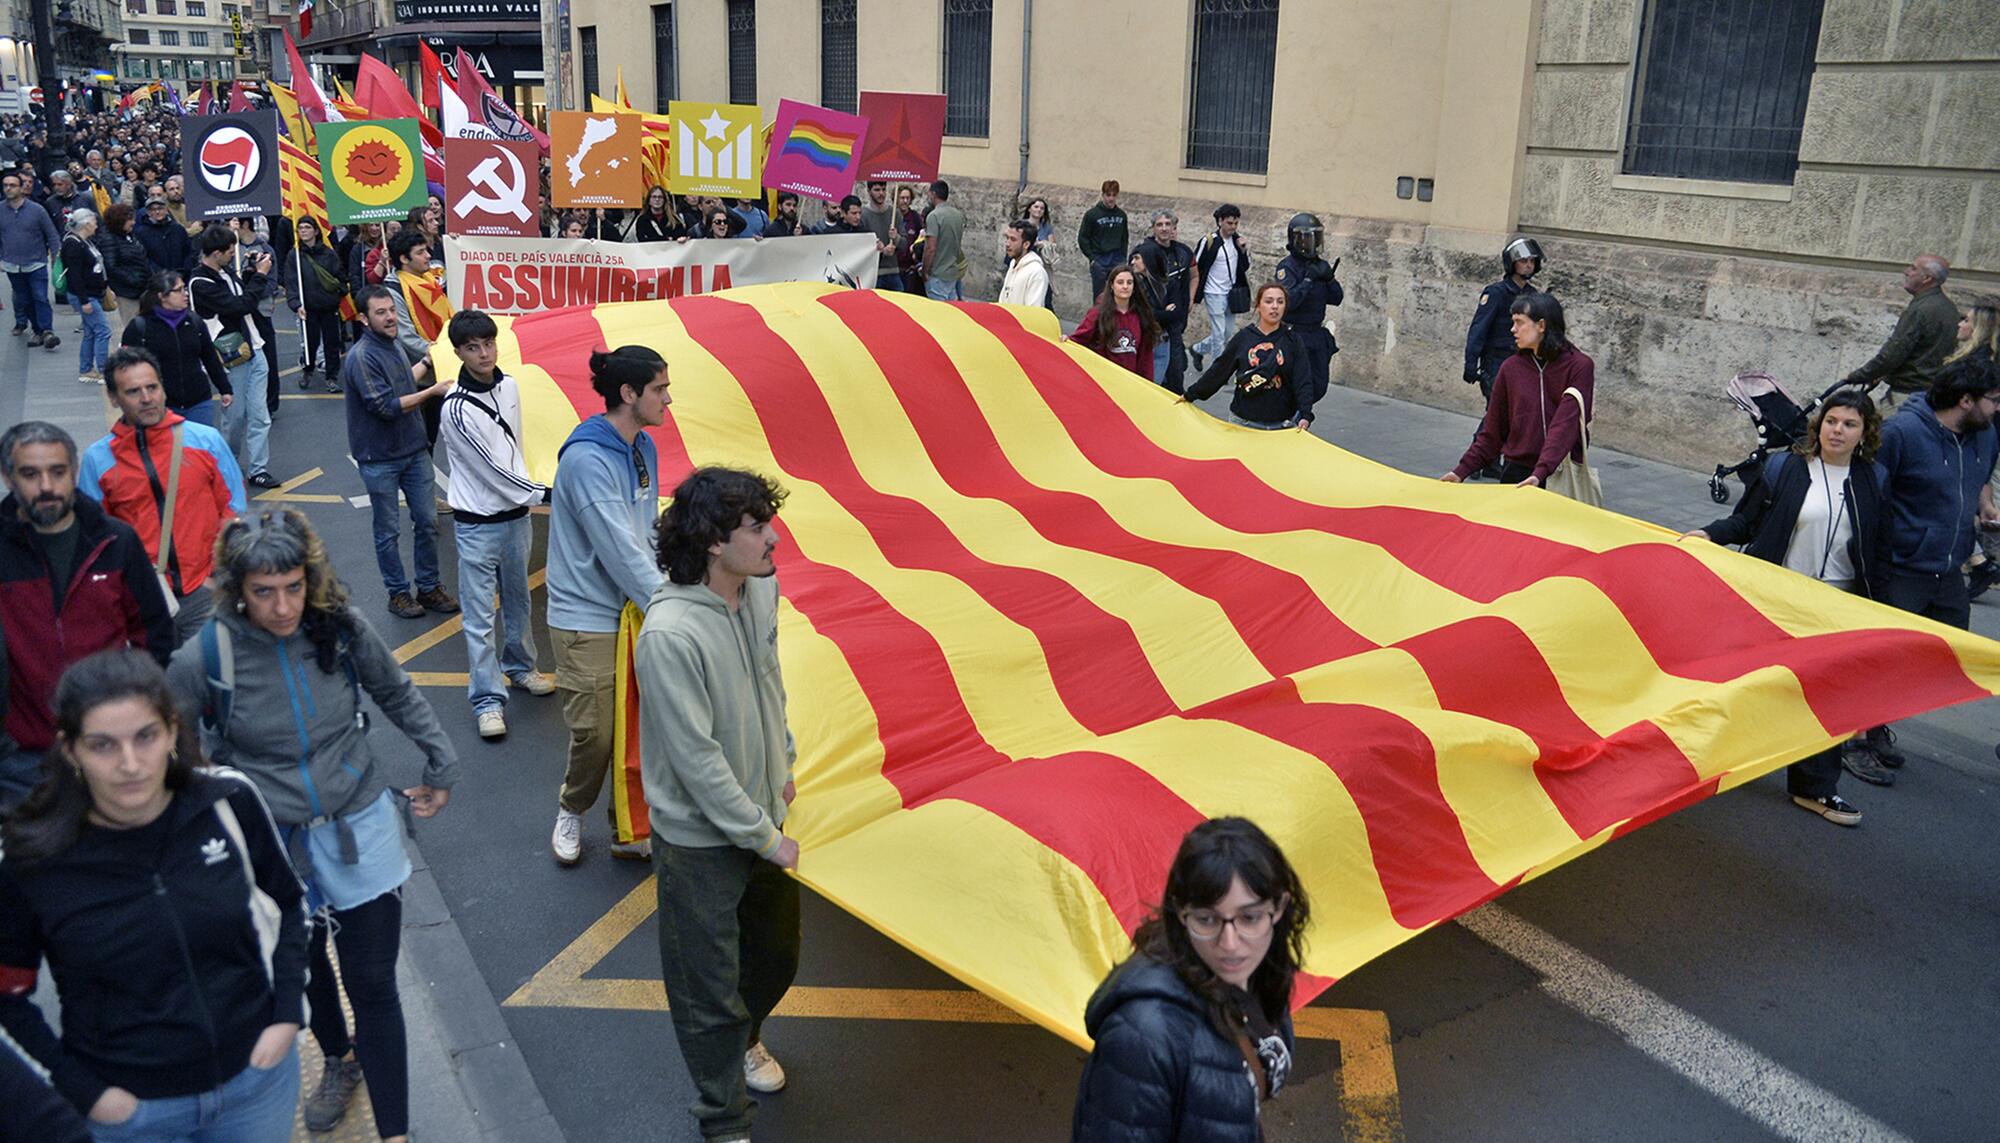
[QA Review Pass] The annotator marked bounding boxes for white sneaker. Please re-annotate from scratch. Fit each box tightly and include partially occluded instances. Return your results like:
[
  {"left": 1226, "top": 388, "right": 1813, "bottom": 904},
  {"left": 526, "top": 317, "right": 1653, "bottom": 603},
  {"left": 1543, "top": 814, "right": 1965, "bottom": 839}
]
[
  {"left": 477, "top": 710, "right": 507, "bottom": 739},
  {"left": 744, "top": 1041, "right": 786, "bottom": 1093},
  {"left": 551, "top": 809, "right": 582, "bottom": 865},
  {"left": 509, "top": 671, "right": 556, "bottom": 697}
]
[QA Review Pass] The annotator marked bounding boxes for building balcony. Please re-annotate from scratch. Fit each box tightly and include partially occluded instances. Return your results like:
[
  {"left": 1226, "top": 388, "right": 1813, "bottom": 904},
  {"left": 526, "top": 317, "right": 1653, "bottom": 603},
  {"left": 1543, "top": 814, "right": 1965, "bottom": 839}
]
[{"left": 300, "top": 0, "right": 375, "bottom": 45}]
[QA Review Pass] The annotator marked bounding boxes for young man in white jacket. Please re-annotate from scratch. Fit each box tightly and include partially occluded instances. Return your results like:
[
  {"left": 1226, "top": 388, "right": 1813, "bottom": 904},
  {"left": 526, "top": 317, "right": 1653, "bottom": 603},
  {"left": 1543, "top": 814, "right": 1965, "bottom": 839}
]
[
  {"left": 997, "top": 219, "right": 1050, "bottom": 308},
  {"left": 437, "top": 309, "right": 555, "bottom": 738}
]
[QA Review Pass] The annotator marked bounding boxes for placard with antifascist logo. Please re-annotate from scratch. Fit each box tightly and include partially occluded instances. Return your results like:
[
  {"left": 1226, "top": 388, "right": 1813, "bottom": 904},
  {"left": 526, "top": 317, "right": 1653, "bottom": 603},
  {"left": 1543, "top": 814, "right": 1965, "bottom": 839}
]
[
  {"left": 445, "top": 137, "right": 542, "bottom": 237},
  {"left": 318, "top": 118, "right": 429, "bottom": 225},
  {"left": 182, "top": 112, "right": 283, "bottom": 221},
  {"left": 667, "top": 101, "right": 763, "bottom": 199},
  {"left": 550, "top": 111, "right": 646, "bottom": 208}
]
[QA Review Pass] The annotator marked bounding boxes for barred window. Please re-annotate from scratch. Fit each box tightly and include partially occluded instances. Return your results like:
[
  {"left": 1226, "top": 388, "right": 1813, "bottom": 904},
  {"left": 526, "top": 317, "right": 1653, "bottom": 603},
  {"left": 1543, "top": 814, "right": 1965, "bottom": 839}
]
[
  {"left": 821, "top": 0, "right": 857, "bottom": 114},
  {"left": 1187, "top": 0, "right": 1279, "bottom": 174},
  {"left": 125, "top": 0, "right": 144, "bottom": 13},
  {"left": 942, "top": 0, "right": 991, "bottom": 138},
  {"left": 579, "top": 26, "right": 599, "bottom": 106},
  {"left": 187, "top": 1, "right": 205, "bottom": 14},
  {"left": 155, "top": 0, "right": 174, "bottom": 13},
  {"left": 653, "top": 4, "right": 676, "bottom": 111},
  {"left": 160, "top": 29, "right": 180, "bottom": 45},
  {"left": 1622, "top": 0, "right": 1826, "bottom": 184},
  {"left": 190, "top": 31, "right": 208, "bottom": 46},
  {"left": 727, "top": 0, "right": 757, "bottom": 105}
]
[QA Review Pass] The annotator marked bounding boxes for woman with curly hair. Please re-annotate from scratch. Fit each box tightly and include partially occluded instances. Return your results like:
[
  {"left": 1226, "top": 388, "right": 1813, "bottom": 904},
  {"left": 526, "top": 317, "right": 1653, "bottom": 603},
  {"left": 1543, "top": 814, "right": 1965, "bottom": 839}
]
[
  {"left": 0, "top": 650, "right": 307, "bottom": 1142},
  {"left": 1684, "top": 389, "right": 1888, "bottom": 819},
  {"left": 164, "top": 509, "right": 458, "bottom": 1141},
  {"left": 1072, "top": 817, "right": 1311, "bottom": 1142}
]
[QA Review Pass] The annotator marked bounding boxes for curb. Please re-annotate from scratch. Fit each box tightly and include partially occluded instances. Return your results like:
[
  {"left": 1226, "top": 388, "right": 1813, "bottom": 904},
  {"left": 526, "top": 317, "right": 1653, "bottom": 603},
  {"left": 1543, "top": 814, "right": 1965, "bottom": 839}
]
[{"left": 400, "top": 837, "right": 566, "bottom": 1142}]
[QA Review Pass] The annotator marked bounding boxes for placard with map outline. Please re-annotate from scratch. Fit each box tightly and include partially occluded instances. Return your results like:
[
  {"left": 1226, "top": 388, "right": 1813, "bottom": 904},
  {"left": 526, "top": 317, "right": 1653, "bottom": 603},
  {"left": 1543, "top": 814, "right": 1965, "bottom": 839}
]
[{"left": 550, "top": 110, "right": 646, "bottom": 209}]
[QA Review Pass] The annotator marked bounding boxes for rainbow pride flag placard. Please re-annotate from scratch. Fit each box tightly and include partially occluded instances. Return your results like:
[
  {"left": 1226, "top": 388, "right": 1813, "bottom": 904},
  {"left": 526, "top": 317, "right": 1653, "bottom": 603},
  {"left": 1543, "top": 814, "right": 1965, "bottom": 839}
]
[{"left": 763, "top": 99, "right": 871, "bottom": 202}]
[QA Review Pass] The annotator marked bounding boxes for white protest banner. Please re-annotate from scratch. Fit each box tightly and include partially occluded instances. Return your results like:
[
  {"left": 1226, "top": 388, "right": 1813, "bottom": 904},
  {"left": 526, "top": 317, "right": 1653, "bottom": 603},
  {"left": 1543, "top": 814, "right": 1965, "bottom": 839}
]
[{"left": 445, "top": 234, "right": 882, "bottom": 316}]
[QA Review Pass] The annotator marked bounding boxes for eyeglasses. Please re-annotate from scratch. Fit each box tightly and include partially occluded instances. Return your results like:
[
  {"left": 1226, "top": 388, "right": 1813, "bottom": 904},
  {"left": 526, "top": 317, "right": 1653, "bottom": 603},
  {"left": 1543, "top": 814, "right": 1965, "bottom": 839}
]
[{"left": 1180, "top": 900, "right": 1283, "bottom": 942}]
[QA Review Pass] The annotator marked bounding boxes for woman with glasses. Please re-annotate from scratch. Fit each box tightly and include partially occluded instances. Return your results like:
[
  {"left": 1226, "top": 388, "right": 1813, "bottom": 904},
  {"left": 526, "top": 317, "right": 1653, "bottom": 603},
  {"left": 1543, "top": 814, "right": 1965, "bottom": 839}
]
[
  {"left": 120, "top": 270, "right": 233, "bottom": 427},
  {"left": 1072, "top": 817, "right": 1311, "bottom": 1142},
  {"left": 700, "top": 209, "right": 738, "bottom": 240}
]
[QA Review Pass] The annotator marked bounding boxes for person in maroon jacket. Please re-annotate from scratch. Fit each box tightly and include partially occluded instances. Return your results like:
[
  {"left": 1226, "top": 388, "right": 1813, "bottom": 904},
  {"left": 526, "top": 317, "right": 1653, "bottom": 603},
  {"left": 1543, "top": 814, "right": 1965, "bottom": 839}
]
[
  {"left": 1442, "top": 291, "right": 1595, "bottom": 486},
  {"left": 1069, "top": 263, "right": 1159, "bottom": 379},
  {"left": 0, "top": 421, "right": 175, "bottom": 809}
]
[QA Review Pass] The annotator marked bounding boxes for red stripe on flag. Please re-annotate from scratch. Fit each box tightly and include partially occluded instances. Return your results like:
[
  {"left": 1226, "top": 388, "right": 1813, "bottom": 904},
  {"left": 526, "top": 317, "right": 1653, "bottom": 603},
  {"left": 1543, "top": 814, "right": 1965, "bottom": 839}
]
[
  {"left": 1185, "top": 679, "right": 1499, "bottom": 928},
  {"left": 674, "top": 295, "right": 1180, "bottom": 737},
  {"left": 507, "top": 307, "right": 695, "bottom": 488},
  {"left": 956, "top": 306, "right": 1986, "bottom": 744},
  {"left": 819, "top": 290, "right": 1376, "bottom": 675},
  {"left": 1397, "top": 617, "right": 1701, "bottom": 837}
]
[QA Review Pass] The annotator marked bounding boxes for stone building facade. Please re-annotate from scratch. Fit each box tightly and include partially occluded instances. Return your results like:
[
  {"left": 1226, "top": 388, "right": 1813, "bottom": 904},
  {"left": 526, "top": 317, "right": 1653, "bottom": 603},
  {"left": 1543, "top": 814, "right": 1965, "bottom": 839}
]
[{"left": 561, "top": 0, "right": 1997, "bottom": 470}]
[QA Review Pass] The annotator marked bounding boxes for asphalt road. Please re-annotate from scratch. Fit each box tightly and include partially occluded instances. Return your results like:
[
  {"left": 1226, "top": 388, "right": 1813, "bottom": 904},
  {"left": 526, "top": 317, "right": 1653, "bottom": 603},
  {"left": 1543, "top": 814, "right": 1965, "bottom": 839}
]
[{"left": 19, "top": 320, "right": 1995, "bottom": 1142}]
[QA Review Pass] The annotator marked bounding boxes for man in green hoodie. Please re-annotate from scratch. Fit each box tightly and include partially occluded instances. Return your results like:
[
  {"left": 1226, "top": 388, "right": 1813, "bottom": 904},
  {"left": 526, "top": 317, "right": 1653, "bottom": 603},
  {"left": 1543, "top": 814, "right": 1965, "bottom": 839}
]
[{"left": 636, "top": 466, "right": 799, "bottom": 1143}]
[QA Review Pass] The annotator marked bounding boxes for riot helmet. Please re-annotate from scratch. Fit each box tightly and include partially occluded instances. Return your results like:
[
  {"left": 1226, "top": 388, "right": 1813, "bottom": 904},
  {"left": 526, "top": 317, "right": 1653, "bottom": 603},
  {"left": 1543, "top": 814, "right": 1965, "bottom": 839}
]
[
  {"left": 1286, "top": 212, "right": 1324, "bottom": 260},
  {"left": 1501, "top": 236, "right": 1543, "bottom": 278}
]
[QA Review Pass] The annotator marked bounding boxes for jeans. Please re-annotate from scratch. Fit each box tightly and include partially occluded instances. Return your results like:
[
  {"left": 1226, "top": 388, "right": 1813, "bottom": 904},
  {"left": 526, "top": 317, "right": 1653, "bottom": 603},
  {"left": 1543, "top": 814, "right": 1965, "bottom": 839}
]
[
  {"left": 924, "top": 277, "right": 963, "bottom": 302},
  {"left": 7, "top": 266, "right": 53, "bottom": 333},
  {"left": 220, "top": 353, "right": 271, "bottom": 478},
  {"left": 875, "top": 272, "right": 904, "bottom": 293},
  {"left": 1152, "top": 341, "right": 1170, "bottom": 385},
  {"left": 457, "top": 516, "right": 537, "bottom": 714},
  {"left": 1088, "top": 251, "right": 1124, "bottom": 301},
  {"left": 87, "top": 1043, "right": 299, "bottom": 1143},
  {"left": 1192, "top": 292, "right": 1235, "bottom": 360},
  {"left": 305, "top": 891, "right": 409, "bottom": 1139},
  {"left": 357, "top": 452, "right": 440, "bottom": 597},
  {"left": 72, "top": 294, "right": 110, "bottom": 373},
  {"left": 173, "top": 400, "right": 217, "bottom": 428},
  {"left": 1878, "top": 567, "right": 1972, "bottom": 631},
  {"left": 554, "top": 627, "right": 619, "bottom": 819},
  {"left": 0, "top": 748, "right": 41, "bottom": 811},
  {"left": 654, "top": 841, "right": 802, "bottom": 1139}
]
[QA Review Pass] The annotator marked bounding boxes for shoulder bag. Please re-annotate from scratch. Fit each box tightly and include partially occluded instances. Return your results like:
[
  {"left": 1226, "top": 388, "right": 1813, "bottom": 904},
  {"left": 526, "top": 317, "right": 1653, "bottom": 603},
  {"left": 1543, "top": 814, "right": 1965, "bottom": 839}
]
[
  {"left": 212, "top": 794, "right": 283, "bottom": 984},
  {"left": 150, "top": 424, "right": 184, "bottom": 617},
  {"left": 1540, "top": 385, "right": 1604, "bottom": 507}
]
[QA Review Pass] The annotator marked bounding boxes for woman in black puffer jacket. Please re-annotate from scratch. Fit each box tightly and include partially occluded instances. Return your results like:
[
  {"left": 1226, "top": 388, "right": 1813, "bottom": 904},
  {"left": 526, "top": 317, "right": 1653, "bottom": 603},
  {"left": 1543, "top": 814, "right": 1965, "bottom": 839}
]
[
  {"left": 95, "top": 203, "right": 154, "bottom": 325},
  {"left": 1072, "top": 818, "right": 1311, "bottom": 1143},
  {"left": 121, "top": 270, "right": 233, "bottom": 427}
]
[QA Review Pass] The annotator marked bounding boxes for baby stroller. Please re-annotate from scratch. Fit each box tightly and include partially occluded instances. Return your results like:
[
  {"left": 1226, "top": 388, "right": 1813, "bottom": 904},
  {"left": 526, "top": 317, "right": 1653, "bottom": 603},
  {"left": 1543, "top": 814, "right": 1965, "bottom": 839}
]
[{"left": 1708, "top": 371, "right": 1857, "bottom": 504}]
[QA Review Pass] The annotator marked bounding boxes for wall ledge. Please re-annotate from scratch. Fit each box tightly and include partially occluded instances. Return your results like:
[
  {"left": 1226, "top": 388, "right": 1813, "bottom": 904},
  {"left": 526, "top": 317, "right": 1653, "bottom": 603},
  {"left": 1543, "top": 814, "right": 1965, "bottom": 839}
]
[
  {"left": 1609, "top": 173, "right": 1794, "bottom": 202},
  {"left": 1177, "top": 167, "right": 1269, "bottom": 189}
]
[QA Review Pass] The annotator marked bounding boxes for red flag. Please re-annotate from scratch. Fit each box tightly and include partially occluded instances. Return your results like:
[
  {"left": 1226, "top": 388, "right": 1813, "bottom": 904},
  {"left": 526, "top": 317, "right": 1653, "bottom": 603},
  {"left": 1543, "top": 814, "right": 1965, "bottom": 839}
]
[
  {"left": 298, "top": 0, "right": 314, "bottom": 40},
  {"left": 418, "top": 41, "right": 445, "bottom": 113},
  {"left": 356, "top": 53, "right": 446, "bottom": 185},
  {"left": 192, "top": 82, "right": 213, "bottom": 116},
  {"left": 282, "top": 30, "right": 332, "bottom": 125},
  {"left": 226, "top": 81, "right": 251, "bottom": 113},
  {"left": 454, "top": 48, "right": 549, "bottom": 150}
]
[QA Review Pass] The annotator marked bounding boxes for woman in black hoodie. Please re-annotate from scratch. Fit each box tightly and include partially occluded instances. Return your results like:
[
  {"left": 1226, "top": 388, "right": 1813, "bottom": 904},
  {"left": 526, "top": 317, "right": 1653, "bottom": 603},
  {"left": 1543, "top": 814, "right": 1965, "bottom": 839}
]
[{"left": 0, "top": 650, "right": 307, "bottom": 1141}]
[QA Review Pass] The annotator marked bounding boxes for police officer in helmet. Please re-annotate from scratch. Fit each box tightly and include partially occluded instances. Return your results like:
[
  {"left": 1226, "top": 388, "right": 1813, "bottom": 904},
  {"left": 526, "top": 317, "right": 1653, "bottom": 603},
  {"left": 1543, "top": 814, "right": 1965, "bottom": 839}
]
[
  {"left": 1465, "top": 236, "right": 1543, "bottom": 397},
  {"left": 1275, "top": 212, "right": 1342, "bottom": 406}
]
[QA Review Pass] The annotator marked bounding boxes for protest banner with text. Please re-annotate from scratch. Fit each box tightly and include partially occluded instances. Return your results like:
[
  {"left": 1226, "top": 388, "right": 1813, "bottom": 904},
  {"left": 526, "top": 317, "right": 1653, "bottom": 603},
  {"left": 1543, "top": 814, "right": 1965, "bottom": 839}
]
[{"left": 444, "top": 233, "right": 882, "bottom": 316}]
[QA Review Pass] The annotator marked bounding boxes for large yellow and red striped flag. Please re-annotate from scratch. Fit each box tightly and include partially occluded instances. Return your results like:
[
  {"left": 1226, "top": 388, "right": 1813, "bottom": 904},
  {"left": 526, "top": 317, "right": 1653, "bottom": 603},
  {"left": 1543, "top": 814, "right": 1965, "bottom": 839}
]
[{"left": 458, "top": 284, "right": 2000, "bottom": 1047}]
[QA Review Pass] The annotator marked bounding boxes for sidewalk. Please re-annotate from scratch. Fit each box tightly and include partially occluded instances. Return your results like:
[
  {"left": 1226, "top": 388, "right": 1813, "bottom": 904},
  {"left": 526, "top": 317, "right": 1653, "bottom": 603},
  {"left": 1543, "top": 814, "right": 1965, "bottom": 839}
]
[{"left": 2, "top": 315, "right": 564, "bottom": 1143}]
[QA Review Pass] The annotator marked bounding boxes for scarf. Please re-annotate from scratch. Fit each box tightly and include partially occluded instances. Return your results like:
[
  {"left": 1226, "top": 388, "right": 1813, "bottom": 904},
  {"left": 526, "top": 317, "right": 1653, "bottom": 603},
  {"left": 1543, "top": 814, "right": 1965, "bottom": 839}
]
[
  {"left": 153, "top": 304, "right": 188, "bottom": 329},
  {"left": 397, "top": 268, "right": 452, "bottom": 342}
]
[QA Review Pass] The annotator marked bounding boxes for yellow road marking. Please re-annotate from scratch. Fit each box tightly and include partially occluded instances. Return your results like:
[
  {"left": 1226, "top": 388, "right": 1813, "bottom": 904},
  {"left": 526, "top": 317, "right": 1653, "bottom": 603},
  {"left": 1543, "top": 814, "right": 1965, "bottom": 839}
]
[
  {"left": 407, "top": 671, "right": 471, "bottom": 687},
  {"left": 507, "top": 878, "right": 1404, "bottom": 1133},
  {"left": 390, "top": 569, "right": 546, "bottom": 664},
  {"left": 253, "top": 466, "right": 345, "bottom": 504}
]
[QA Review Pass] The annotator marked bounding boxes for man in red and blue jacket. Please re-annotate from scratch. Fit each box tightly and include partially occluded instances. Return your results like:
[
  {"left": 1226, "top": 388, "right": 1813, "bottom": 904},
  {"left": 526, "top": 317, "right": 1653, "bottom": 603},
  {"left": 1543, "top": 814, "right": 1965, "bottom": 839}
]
[
  {"left": 79, "top": 347, "right": 246, "bottom": 643},
  {"left": 0, "top": 421, "right": 174, "bottom": 807}
]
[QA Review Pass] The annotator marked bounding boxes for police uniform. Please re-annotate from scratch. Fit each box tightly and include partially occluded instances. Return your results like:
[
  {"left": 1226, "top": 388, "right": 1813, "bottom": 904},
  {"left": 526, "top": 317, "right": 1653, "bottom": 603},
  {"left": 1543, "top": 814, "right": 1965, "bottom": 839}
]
[
  {"left": 1464, "top": 236, "right": 1545, "bottom": 400},
  {"left": 1463, "top": 276, "right": 1536, "bottom": 399},
  {"left": 1276, "top": 213, "right": 1342, "bottom": 404}
]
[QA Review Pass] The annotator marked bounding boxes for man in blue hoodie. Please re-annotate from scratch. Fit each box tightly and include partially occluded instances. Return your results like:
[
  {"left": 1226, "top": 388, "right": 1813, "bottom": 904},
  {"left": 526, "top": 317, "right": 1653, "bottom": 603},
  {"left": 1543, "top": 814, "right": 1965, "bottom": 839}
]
[
  {"left": 546, "top": 345, "right": 671, "bottom": 865},
  {"left": 1847, "top": 367, "right": 2000, "bottom": 784}
]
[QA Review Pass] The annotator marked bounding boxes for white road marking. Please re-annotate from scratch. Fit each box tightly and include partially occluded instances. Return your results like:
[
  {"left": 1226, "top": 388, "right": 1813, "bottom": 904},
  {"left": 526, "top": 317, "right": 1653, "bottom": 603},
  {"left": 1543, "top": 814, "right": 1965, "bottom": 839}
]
[{"left": 1458, "top": 905, "right": 1913, "bottom": 1143}]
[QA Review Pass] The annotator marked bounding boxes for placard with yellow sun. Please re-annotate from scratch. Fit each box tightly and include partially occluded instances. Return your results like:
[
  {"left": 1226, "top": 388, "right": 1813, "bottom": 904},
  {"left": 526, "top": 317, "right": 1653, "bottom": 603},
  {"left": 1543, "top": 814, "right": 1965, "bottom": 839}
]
[{"left": 318, "top": 119, "right": 429, "bottom": 224}]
